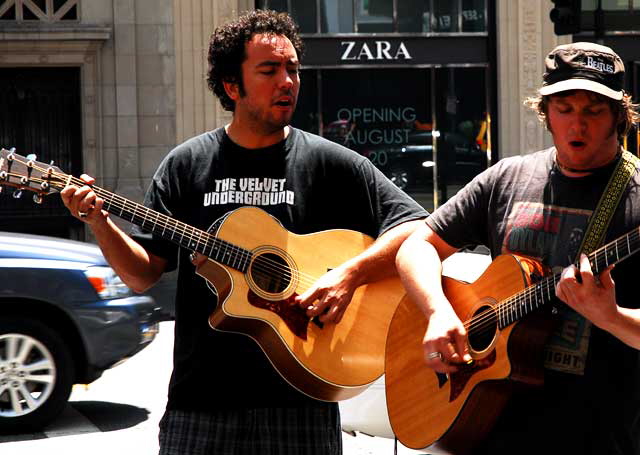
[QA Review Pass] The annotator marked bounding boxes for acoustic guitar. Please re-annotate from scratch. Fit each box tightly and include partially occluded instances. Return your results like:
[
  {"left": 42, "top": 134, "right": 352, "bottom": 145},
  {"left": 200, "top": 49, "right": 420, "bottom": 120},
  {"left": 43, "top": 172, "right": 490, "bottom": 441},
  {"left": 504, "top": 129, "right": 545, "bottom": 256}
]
[
  {"left": 385, "top": 231, "right": 640, "bottom": 454},
  {"left": 0, "top": 148, "right": 406, "bottom": 402}
]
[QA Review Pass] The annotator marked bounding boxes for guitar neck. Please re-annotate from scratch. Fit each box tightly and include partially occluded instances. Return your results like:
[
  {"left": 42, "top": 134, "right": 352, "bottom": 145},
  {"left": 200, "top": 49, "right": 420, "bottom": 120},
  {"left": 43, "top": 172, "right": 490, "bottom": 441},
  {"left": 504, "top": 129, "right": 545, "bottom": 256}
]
[
  {"left": 93, "top": 186, "right": 251, "bottom": 272},
  {"left": 498, "top": 226, "right": 640, "bottom": 329}
]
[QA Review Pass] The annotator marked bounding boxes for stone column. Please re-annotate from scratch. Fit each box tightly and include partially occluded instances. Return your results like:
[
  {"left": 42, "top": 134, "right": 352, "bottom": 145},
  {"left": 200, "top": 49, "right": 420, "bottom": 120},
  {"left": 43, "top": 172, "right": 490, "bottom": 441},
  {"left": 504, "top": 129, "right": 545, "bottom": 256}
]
[
  {"left": 173, "top": 0, "right": 252, "bottom": 144},
  {"left": 496, "top": 0, "right": 570, "bottom": 158},
  {"left": 111, "top": 0, "right": 143, "bottom": 202}
]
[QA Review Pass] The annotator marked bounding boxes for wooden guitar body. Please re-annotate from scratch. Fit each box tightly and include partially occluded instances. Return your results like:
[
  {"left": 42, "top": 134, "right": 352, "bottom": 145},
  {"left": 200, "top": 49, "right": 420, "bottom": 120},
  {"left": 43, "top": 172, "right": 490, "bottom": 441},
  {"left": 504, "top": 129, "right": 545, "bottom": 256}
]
[
  {"left": 385, "top": 254, "right": 551, "bottom": 453},
  {"left": 199, "top": 207, "right": 406, "bottom": 401},
  {"left": 3, "top": 149, "right": 637, "bottom": 409}
]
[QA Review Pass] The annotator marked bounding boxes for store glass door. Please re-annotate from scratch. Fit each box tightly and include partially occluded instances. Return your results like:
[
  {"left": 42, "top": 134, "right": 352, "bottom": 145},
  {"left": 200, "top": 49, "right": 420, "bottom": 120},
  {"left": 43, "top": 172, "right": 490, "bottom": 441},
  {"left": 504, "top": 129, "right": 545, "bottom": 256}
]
[{"left": 293, "top": 66, "right": 489, "bottom": 212}]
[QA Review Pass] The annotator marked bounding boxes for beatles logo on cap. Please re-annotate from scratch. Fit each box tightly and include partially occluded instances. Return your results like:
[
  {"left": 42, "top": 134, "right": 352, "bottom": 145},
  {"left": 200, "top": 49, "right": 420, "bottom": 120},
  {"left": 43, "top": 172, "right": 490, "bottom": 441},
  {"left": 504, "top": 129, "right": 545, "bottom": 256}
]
[{"left": 584, "top": 56, "right": 615, "bottom": 74}]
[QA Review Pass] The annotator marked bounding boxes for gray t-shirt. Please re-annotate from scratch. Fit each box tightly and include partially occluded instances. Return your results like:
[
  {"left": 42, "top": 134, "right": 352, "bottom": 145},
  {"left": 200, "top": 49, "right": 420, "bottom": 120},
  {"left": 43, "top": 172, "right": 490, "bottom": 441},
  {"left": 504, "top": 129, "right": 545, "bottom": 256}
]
[{"left": 426, "top": 147, "right": 640, "bottom": 453}]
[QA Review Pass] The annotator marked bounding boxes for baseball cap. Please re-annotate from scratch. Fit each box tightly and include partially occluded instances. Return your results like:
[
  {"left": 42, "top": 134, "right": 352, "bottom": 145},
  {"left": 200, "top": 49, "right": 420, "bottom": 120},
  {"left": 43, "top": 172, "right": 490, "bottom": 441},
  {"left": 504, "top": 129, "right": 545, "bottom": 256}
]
[{"left": 539, "top": 42, "right": 625, "bottom": 100}]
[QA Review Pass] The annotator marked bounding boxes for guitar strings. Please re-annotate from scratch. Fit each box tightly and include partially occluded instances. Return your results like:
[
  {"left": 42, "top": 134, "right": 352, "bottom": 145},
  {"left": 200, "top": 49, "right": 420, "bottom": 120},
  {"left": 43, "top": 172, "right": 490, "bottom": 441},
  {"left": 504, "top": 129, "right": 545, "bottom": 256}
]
[
  {"left": 14, "top": 157, "right": 640, "bottom": 330},
  {"left": 5, "top": 158, "right": 302, "bottom": 290},
  {"left": 85, "top": 180, "right": 324, "bottom": 290},
  {"left": 461, "top": 230, "right": 640, "bottom": 339},
  {"left": 20, "top": 158, "right": 332, "bottom": 292}
]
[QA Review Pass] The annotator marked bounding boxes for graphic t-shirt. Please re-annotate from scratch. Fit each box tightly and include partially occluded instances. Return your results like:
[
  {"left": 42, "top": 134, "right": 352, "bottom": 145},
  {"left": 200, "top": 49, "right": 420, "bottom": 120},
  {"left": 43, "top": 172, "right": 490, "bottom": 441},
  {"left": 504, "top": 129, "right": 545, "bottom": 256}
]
[
  {"left": 501, "top": 199, "right": 595, "bottom": 374},
  {"left": 131, "top": 127, "right": 428, "bottom": 411},
  {"left": 426, "top": 148, "right": 640, "bottom": 453}
]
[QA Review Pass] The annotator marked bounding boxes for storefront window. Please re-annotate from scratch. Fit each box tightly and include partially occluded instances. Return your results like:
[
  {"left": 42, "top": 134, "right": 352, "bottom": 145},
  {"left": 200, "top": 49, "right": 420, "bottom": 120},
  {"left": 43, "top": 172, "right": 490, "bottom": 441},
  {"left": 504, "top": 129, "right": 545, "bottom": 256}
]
[
  {"left": 397, "top": 0, "right": 431, "bottom": 32},
  {"left": 433, "top": 0, "right": 458, "bottom": 32},
  {"left": 257, "top": 0, "right": 317, "bottom": 33},
  {"left": 604, "top": 0, "right": 629, "bottom": 9},
  {"left": 583, "top": 0, "right": 640, "bottom": 10},
  {"left": 434, "top": 67, "right": 488, "bottom": 204},
  {"left": 292, "top": 67, "right": 488, "bottom": 211},
  {"left": 319, "top": 69, "right": 434, "bottom": 209},
  {"left": 258, "top": 0, "right": 487, "bottom": 34},
  {"left": 462, "top": 0, "right": 486, "bottom": 31},
  {"left": 355, "top": 0, "right": 393, "bottom": 32},
  {"left": 291, "top": 70, "right": 319, "bottom": 135},
  {"left": 320, "top": 0, "right": 354, "bottom": 33}
]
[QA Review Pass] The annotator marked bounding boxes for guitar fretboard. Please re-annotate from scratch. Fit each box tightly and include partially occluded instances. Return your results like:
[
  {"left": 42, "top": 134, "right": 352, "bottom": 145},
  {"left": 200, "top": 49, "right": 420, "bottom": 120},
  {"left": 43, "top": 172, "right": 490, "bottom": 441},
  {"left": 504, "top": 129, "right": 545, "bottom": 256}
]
[
  {"left": 497, "top": 227, "right": 640, "bottom": 328},
  {"left": 95, "top": 187, "right": 253, "bottom": 272}
]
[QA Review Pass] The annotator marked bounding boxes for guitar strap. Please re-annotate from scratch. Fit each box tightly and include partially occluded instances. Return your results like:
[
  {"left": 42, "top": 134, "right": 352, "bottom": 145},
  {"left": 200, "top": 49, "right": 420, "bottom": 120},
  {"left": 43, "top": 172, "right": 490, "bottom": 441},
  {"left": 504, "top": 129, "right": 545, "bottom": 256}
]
[
  {"left": 544, "top": 149, "right": 639, "bottom": 375},
  {"left": 578, "top": 149, "right": 640, "bottom": 256}
]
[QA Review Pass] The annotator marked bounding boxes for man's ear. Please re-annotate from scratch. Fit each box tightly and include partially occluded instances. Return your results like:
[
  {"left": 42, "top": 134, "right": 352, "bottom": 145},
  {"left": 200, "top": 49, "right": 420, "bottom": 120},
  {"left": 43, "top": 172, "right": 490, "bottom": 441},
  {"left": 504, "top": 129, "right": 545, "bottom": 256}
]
[{"left": 223, "top": 79, "right": 240, "bottom": 102}]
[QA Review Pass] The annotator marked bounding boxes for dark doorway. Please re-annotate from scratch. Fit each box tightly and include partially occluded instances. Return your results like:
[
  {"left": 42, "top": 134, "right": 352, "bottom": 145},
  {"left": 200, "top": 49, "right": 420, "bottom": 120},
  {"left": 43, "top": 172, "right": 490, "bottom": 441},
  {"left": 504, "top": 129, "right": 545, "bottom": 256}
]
[{"left": 0, "top": 67, "right": 83, "bottom": 239}]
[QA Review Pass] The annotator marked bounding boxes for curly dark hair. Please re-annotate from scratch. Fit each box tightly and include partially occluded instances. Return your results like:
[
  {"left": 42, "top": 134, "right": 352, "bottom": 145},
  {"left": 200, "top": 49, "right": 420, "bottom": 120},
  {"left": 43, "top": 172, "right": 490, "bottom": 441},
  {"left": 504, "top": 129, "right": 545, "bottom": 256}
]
[{"left": 207, "top": 9, "right": 304, "bottom": 112}]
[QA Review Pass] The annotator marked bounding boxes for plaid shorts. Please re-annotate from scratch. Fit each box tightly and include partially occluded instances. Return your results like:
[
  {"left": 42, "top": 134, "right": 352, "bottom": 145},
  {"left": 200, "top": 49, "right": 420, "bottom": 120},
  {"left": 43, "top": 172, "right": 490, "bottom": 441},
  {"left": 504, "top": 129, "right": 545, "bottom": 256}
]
[{"left": 158, "top": 405, "right": 342, "bottom": 455}]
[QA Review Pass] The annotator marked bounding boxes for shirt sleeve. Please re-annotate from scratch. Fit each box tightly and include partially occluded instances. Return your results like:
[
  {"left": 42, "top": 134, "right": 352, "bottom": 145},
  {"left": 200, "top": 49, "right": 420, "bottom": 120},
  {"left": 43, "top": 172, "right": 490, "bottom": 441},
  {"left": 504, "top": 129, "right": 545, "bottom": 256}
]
[
  {"left": 358, "top": 158, "right": 429, "bottom": 237},
  {"left": 425, "top": 164, "right": 498, "bottom": 250}
]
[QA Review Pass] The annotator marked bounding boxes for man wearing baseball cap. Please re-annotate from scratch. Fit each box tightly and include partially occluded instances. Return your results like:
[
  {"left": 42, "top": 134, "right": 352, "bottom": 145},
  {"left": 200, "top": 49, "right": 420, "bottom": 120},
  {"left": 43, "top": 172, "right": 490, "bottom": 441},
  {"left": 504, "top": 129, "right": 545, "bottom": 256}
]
[{"left": 395, "top": 42, "right": 640, "bottom": 454}]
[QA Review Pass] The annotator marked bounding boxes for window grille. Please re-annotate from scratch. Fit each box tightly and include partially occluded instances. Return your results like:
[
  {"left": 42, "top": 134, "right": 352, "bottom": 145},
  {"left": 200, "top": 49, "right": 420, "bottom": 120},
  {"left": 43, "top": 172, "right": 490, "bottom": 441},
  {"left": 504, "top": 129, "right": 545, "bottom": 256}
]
[{"left": 0, "top": 0, "right": 79, "bottom": 22}]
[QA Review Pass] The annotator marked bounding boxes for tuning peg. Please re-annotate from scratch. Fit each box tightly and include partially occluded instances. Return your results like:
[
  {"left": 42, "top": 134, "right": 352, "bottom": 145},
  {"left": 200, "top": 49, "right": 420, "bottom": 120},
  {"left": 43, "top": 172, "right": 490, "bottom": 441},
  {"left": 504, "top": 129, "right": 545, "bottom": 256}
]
[
  {"left": 26, "top": 154, "right": 36, "bottom": 161},
  {"left": 32, "top": 194, "right": 43, "bottom": 204},
  {"left": 12, "top": 189, "right": 22, "bottom": 199}
]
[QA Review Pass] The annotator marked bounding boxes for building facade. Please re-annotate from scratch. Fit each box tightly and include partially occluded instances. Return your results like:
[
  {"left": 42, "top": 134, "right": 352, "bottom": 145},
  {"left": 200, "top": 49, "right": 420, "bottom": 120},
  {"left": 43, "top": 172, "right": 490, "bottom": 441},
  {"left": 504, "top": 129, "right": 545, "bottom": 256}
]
[{"left": 0, "top": 0, "right": 638, "bottom": 239}]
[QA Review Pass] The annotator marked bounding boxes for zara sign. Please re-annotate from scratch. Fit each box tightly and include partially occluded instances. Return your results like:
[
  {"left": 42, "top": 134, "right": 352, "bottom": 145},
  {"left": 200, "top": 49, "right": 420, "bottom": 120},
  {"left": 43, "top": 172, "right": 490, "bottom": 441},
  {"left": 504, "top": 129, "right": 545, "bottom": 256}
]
[{"left": 340, "top": 40, "right": 412, "bottom": 61}]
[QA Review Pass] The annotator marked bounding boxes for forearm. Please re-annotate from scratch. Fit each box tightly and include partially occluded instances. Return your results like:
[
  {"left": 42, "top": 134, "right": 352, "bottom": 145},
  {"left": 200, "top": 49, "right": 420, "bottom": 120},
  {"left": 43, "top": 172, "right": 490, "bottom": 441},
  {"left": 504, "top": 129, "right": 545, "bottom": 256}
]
[
  {"left": 341, "top": 219, "right": 425, "bottom": 287},
  {"left": 396, "top": 225, "right": 472, "bottom": 366},
  {"left": 557, "top": 257, "right": 640, "bottom": 350},
  {"left": 296, "top": 218, "right": 424, "bottom": 323},
  {"left": 395, "top": 230, "right": 449, "bottom": 318},
  {"left": 90, "top": 217, "right": 165, "bottom": 293},
  {"left": 599, "top": 306, "right": 640, "bottom": 350}
]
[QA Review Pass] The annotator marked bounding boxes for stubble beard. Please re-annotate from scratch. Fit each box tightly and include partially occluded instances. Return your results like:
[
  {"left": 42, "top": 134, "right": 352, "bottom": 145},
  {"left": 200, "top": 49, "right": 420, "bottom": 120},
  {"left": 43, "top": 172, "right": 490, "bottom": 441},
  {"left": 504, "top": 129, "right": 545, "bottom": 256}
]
[{"left": 246, "top": 102, "right": 295, "bottom": 136}]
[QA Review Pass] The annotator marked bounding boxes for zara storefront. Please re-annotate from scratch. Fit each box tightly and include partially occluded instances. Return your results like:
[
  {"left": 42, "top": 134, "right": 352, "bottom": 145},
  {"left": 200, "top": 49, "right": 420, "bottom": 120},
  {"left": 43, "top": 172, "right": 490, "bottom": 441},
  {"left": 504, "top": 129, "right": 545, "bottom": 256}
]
[{"left": 257, "top": 0, "right": 496, "bottom": 212}]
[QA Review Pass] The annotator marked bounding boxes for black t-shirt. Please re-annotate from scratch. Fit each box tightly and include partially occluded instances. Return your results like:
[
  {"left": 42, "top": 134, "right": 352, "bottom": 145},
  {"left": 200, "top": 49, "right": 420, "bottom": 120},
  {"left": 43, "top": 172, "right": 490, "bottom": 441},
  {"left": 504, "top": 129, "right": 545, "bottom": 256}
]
[
  {"left": 427, "top": 148, "right": 640, "bottom": 454},
  {"left": 132, "top": 127, "right": 427, "bottom": 410}
]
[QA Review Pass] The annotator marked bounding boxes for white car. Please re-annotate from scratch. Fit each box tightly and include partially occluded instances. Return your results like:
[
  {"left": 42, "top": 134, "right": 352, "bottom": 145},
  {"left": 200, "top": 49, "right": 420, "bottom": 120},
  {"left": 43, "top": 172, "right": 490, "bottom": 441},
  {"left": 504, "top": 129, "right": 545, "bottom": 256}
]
[{"left": 339, "top": 250, "right": 492, "bottom": 451}]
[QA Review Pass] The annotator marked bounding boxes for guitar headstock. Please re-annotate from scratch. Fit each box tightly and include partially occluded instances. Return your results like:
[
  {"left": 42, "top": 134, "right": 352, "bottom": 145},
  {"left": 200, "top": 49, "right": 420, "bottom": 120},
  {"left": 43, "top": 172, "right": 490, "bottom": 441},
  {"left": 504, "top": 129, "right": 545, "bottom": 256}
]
[{"left": 0, "top": 148, "right": 68, "bottom": 202}]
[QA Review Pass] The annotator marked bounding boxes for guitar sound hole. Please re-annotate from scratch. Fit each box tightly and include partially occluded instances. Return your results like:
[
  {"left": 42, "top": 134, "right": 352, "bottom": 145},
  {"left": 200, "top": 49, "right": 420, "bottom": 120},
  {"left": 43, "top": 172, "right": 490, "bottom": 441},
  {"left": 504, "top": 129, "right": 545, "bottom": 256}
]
[
  {"left": 250, "top": 252, "right": 291, "bottom": 294},
  {"left": 467, "top": 305, "right": 497, "bottom": 352}
]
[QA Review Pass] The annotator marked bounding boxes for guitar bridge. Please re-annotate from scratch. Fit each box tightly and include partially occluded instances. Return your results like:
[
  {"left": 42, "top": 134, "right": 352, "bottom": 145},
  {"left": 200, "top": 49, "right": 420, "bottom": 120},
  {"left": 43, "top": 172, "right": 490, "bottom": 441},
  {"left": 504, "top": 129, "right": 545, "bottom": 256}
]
[{"left": 247, "top": 290, "right": 320, "bottom": 340}]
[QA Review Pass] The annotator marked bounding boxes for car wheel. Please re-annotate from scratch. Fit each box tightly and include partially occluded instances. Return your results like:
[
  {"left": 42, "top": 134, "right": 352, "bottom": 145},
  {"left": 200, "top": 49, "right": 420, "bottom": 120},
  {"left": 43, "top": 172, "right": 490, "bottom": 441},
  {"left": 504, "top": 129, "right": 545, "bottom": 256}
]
[{"left": 0, "top": 318, "right": 75, "bottom": 432}]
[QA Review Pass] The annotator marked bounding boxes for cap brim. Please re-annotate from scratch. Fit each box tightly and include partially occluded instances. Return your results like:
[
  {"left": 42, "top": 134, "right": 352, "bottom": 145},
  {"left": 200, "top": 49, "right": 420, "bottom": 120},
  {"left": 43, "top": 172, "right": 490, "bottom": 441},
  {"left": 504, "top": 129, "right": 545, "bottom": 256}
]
[{"left": 539, "top": 79, "right": 623, "bottom": 100}]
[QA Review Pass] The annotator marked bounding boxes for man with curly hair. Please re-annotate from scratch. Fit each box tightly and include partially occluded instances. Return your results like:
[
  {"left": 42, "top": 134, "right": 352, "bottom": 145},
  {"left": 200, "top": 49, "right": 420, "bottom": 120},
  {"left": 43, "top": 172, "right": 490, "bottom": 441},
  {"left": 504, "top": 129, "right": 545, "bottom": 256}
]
[
  {"left": 396, "top": 42, "right": 640, "bottom": 454},
  {"left": 60, "top": 9, "right": 427, "bottom": 454}
]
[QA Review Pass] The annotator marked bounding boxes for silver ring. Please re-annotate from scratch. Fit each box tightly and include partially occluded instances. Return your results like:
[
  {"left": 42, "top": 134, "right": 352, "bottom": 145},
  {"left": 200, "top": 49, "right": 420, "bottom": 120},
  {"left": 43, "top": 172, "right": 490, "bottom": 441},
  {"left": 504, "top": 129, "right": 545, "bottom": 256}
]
[
  {"left": 78, "top": 211, "right": 88, "bottom": 218},
  {"left": 427, "top": 351, "right": 443, "bottom": 360},
  {"left": 189, "top": 252, "right": 196, "bottom": 262}
]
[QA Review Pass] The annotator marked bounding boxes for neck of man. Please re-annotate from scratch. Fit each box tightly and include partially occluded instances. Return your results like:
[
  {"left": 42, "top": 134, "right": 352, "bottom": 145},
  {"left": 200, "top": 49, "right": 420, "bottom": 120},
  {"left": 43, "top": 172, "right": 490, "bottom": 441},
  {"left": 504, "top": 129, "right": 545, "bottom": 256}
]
[
  {"left": 225, "top": 122, "right": 289, "bottom": 149},
  {"left": 555, "top": 145, "right": 621, "bottom": 177}
]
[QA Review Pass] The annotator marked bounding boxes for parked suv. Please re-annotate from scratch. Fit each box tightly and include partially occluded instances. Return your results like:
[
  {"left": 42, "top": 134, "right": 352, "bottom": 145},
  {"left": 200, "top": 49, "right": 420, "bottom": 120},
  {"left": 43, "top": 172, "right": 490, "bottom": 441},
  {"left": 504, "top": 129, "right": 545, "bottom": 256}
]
[{"left": 0, "top": 232, "right": 163, "bottom": 432}]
